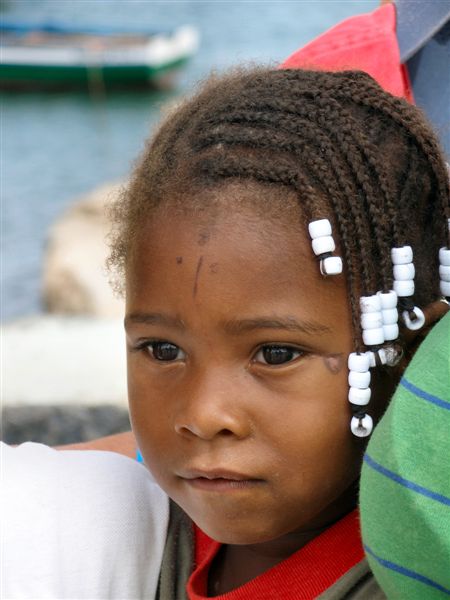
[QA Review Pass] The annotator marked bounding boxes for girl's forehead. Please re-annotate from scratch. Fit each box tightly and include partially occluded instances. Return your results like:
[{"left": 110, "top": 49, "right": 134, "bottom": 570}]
[
  {"left": 130, "top": 179, "right": 342, "bottom": 282},
  {"left": 132, "top": 201, "right": 311, "bottom": 267},
  {"left": 151, "top": 180, "right": 311, "bottom": 234},
  {"left": 126, "top": 202, "right": 349, "bottom": 317}
]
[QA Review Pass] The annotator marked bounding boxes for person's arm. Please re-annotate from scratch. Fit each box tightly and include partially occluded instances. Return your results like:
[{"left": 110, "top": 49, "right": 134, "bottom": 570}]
[
  {"left": 2, "top": 441, "right": 168, "bottom": 599},
  {"left": 56, "top": 430, "right": 137, "bottom": 458}
]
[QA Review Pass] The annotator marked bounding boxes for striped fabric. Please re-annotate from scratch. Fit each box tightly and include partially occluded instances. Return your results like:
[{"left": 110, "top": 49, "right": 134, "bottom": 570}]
[{"left": 360, "top": 312, "right": 450, "bottom": 599}]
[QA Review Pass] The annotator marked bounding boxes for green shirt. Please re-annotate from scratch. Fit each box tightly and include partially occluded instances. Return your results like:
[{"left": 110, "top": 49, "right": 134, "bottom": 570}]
[{"left": 360, "top": 313, "right": 450, "bottom": 599}]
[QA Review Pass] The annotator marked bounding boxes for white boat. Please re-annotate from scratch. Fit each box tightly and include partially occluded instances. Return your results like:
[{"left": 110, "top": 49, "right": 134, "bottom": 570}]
[{"left": 0, "top": 22, "right": 199, "bottom": 90}]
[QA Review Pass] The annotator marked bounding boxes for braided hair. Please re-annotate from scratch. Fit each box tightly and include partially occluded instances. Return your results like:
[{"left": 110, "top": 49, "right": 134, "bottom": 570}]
[{"left": 109, "top": 67, "right": 450, "bottom": 352}]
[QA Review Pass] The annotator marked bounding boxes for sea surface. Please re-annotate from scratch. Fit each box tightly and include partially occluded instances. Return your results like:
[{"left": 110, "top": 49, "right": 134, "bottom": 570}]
[{"left": 1, "top": 0, "right": 377, "bottom": 321}]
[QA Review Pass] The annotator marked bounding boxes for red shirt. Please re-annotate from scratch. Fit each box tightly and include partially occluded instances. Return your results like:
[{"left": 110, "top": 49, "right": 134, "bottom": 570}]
[
  {"left": 187, "top": 510, "right": 364, "bottom": 599},
  {"left": 281, "top": 4, "right": 413, "bottom": 103}
]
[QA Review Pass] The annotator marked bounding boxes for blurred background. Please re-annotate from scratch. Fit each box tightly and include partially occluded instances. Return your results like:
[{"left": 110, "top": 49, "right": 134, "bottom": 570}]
[{"left": 1, "top": 0, "right": 378, "bottom": 444}]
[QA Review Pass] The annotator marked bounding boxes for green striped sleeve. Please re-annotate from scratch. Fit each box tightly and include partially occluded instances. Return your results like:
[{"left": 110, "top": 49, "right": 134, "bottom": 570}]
[{"left": 360, "top": 313, "right": 450, "bottom": 599}]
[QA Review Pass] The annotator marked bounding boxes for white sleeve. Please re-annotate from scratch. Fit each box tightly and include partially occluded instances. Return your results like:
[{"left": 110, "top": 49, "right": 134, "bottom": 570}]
[{"left": 1, "top": 442, "right": 169, "bottom": 600}]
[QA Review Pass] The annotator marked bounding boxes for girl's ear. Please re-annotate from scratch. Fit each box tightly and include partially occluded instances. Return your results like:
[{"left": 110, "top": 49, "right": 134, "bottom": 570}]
[{"left": 401, "top": 299, "right": 450, "bottom": 357}]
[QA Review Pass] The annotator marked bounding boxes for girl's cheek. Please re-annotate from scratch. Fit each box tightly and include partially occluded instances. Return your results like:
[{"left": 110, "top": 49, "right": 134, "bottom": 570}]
[{"left": 253, "top": 354, "right": 347, "bottom": 399}]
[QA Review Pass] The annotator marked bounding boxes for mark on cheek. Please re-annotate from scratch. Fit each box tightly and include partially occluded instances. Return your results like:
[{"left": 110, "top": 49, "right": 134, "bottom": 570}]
[
  {"left": 209, "top": 262, "right": 219, "bottom": 274},
  {"left": 176, "top": 256, "right": 183, "bottom": 265},
  {"left": 323, "top": 353, "right": 345, "bottom": 374},
  {"left": 193, "top": 256, "right": 204, "bottom": 298}
]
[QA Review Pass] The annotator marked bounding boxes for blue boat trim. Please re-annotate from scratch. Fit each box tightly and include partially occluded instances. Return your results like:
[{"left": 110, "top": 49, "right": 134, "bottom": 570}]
[
  {"left": 364, "top": 544, "right": 450, "bottom": 596},
  {"left": 0, "top": 21, "right": 168, "bottom": 37},
  {"left": 400, "top": 377, "right": 450, "bottom": 411},
  {"left": 363, "top": 453, "right": 450, "bottom": 506}
]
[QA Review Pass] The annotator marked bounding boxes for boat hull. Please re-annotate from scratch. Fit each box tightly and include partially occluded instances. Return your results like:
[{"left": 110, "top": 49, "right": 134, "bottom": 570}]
[
  {"left": 0, "top": 57, "right": 189, "bottom": 89},
  {"left": 0, "top": 23, "right": 198, "bottom": 90}
]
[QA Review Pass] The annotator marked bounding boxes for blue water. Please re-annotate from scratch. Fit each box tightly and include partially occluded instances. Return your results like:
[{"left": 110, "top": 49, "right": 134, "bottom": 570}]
[{"left": 1, "top": 0, "right": 377, "bottom": 321}]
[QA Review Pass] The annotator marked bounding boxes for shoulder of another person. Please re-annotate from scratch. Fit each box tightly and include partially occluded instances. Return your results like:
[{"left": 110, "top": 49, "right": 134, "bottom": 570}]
[
  {"left": 2, "top": 442, "right": 169, "bottom": 599},
  {"left": 317, "top": 559, "right": 387, "bottom": 600},
  {"left": 2, "top": 441, "right": 167, "bottom": 517}
]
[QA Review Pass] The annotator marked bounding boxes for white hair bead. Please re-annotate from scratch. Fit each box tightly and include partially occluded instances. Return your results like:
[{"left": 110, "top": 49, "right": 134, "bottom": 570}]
[
  {"left": 377, "top": 290, "right": 397, "bottom": 309},
  {"left": 350, "top": 414, "right": 373, "bottom": 437},
  {"left": 440, "top": 280, "right": 450, "bottom": 296},
  {"left": 361, "top": 312, "right": 383, "bottom": 330},
  {"left": 391, "top": 246, "right": 413, "bottom": 265},
  {"left": 348, "top": 386, "right": 371, "bottom": 405},
  {"left": 312, "top": 236, "right": 335, "bottom": 256},
  {"left": 381, "top": 308, "right": 398, "bottom": 325},
  {"left": 402, "top": 307, "right": 426, "bottom": 330},
  {"left": 439, "top": 265, "right": 450, "bottom": 282},
  {"left": 439, "top": 247, "right": 450, "bottom": 266},
  {"left": 348, "top": 352, "right": 370, "bottom": 372},
  {"left": 360, "top": 295, "right": 382, "bottom": 313},
  {"left": 308, "top": 219, "right": 332, "bottom": 239},
  {"left": 365, "top": 345, "right": 401, "bottom": 369},
  {"left": 383, "top": 323, "right": 399, "bottom": 341},
  {"left": 362, "top": 327, "right": 385, "bottom": 346},
  {"left": 365, "top": 351, "right": 377, "bottom": 368},
  {"left": 320, "top": 256, "right": 343, "bottom": 275},
  {"left": 376, "top": 348, "right": 387, "bottom": 365},
  {"left": 393, "top": 279, "right": 415, "bottom": 297},
  {"left": 348, "top": 370, "right": 371, "bottom": 389},
  {"left": 393, "top": 263, "right": 415, "bottom": 281}
]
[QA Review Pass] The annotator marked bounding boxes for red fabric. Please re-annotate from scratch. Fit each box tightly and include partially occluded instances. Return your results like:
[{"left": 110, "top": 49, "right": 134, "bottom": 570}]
[
  {"left": 281, "top": 4, "right": 413, "bottom": 102},
  {"left": 187, "top": 510, "right": 364, "bottom": 599}
]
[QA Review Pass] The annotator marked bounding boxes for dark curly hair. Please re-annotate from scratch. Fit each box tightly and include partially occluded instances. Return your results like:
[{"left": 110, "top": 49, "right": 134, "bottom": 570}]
[{"left": 108, "top": 67, "right": 449, "bottom": 352}]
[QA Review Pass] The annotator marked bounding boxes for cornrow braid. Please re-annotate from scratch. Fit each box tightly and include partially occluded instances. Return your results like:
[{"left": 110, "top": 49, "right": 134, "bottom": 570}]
[
  {"left": 195, "top": 133, "right": 365, "bottom": 350},
  {"left": 110, "top": 67, "right": 449, "bottom": 347},
  {"left": 330, "top": 73, "right": 450, "bottom": 247},
  {"left": 205, "top": 96, "right": 397, "bottom": 293},
  {"left": 195, "top": 119, "right": 376, "bottom": 346},
  {"left": 221, "top": 68, "right": 447, "bottom": 248},
  {"left": 205, "top": 106, "right": 382, "bottom": 262}
]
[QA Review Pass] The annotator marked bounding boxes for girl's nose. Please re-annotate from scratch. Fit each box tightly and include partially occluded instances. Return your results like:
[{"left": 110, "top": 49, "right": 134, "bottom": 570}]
[{"left": 173, "top": 373, "right": 251, "bottom": 441}]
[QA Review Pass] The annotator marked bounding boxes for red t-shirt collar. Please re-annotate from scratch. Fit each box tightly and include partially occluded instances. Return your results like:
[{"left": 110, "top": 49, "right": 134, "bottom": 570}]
[{"left": 187, "top": 510, "right": 364, "bottom": 599}]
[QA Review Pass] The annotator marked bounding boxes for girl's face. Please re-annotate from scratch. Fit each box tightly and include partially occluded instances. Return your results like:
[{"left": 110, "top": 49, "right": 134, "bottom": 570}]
[{"left": 126, "top": 200, "right": 365, "bottom": 545}]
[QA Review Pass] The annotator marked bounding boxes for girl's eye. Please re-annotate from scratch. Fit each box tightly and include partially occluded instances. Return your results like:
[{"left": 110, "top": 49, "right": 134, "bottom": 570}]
[
  {"left": 146, "top": 341, "right": 185, "bottom": 362},
  {"left": 254, "top": 345, "right": 303, "bottom": 366}
]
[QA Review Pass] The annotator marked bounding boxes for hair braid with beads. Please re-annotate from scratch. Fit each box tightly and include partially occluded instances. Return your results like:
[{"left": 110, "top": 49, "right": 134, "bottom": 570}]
[{"left": 108, "top": 67, "right": 450, "bottom": 351}]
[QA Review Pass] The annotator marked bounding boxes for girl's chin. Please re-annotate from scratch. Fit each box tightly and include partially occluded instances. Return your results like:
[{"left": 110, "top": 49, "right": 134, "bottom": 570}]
[{"left": 189, "top": 515, "right": 285, "bottom": 546}]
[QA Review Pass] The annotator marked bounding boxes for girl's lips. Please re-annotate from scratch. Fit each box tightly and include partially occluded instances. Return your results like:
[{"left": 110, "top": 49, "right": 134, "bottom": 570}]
[
  {"left": 183, "top": 477, "right": 264, "bottom": 492},
  {"left": 179, "top": 468, "right": 265, "bottom": 492}
]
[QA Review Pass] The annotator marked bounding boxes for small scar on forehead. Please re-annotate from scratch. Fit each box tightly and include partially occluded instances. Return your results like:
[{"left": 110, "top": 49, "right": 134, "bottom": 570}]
[
  {"left": 176, "top": 256, "right": 183, "bottom": 264},
  {"left": 197, "top": 231, "right": 210, "bottom": 246},
  {"left": 323, "top": 354, "right": 345, "bottom": 374},
  {"left": 192, "top": 256, "right": 204, "bottom": 298}
]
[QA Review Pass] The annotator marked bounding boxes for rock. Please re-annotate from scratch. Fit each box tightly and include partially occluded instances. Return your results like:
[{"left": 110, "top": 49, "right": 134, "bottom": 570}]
[
  {"left": 42, "top": 181, "right": 124, "bottom": 317},
  {"left": 2, "top": 405, "right": 131, "bottom": 446}
]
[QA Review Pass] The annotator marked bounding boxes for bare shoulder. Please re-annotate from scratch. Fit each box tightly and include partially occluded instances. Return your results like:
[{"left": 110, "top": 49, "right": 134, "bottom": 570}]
[{"left": 56, "top": 430, "right": 137, "bottom": 457}]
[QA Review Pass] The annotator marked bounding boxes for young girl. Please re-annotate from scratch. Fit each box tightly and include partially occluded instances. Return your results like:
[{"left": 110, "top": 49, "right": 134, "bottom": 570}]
[
  {"left": 108, "top": 66, "right": 449, "bottom": 598},
  {"left": 4, "top": 66, "right": 449, "bottom": 599}
]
